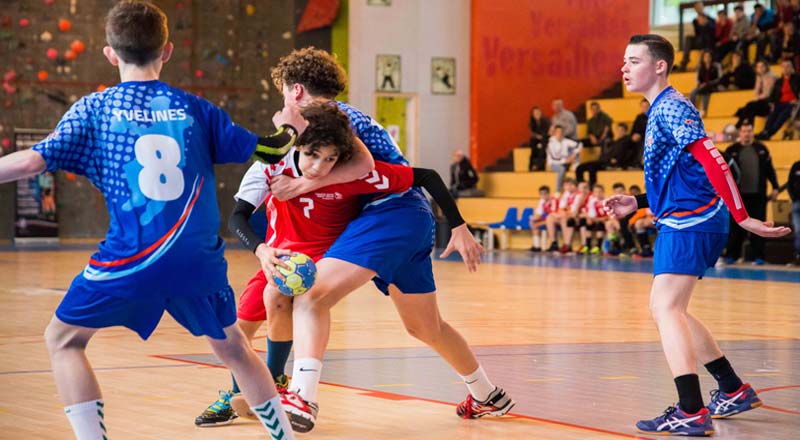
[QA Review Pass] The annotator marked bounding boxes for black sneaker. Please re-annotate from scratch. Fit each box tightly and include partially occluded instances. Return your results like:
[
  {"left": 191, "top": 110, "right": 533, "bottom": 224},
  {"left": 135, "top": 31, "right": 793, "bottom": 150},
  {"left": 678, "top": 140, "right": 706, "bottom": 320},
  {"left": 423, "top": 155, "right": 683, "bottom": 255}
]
[{"left": 195, "top": 390, "right": 238, "bottom": 427}]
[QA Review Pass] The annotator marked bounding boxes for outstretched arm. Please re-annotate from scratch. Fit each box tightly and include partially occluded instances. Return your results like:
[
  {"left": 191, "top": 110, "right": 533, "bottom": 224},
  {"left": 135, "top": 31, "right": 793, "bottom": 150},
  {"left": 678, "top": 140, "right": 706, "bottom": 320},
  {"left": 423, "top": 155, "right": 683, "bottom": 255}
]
[
  {"left": 412, "top": 167, "right": 483, "bottom": 272},
  {"left": 0, "top": 150, "right": 46, "bottom": 184},
  {"left": 269, "top": 137, "right": 375, "bottom": 201},
  {"left": 687, "top": 137, "right": 791, "bottom": 237}
]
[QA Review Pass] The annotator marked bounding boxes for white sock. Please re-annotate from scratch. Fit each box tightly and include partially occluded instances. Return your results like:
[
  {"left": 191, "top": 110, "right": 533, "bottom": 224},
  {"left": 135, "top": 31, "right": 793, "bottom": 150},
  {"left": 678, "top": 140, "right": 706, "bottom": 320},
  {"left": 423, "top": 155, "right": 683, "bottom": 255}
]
[
  {"left": 460, "top": 366, "right": 495, "bottom": 402},
  {"left": 251, "top": 395, "right": 296, "bottom": 440},
  {"left": 64, "top": 399, "right": 107, "bottom": 440},
  {"left": 533, "top": 234, "right": 541, "bottom": 248},
  {"left": 290, "top": 358, "right": 323, "bottom": 402}
]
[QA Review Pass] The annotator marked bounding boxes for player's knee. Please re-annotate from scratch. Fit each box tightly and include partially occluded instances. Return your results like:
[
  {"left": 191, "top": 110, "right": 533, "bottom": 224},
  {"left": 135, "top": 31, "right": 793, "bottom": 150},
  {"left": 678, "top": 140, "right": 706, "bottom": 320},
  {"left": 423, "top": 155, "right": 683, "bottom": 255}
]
[
  {"left": 403, "top": 319, "right": 443, "bottom": 344},
  {"left": 44, "top": 320, "right": 85, "bottom": 354}
]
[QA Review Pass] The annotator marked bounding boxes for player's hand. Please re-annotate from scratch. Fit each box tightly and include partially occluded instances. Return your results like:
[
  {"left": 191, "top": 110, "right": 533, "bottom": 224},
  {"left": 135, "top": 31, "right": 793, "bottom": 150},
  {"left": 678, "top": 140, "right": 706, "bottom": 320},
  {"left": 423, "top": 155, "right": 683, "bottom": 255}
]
[
  {"left": 272, "top": 105, "right": 308, "bottom": 135},
  {"left": 737, "top": 217, "right": 792, "bottom": 238},
  {"left": 603, "top": 194, "right": 638, "bottom": 219},
  {"left": 269, "top": 174, "right": 313, "bottom": 201},
  {"left": 255, "top": 244, "right": 292, "bottom": 284},
  {"left": 769, "top": 189, "right": 779, "bottom": 202},
  {"left": 440, "top": 223, "right": 484, "bottom": 272}
]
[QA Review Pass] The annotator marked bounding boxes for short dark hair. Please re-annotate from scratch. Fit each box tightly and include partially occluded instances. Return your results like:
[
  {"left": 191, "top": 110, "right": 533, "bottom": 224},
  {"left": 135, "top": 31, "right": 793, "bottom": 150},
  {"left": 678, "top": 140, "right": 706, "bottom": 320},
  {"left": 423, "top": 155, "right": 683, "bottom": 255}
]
[
  {"left": 617, "top": 122, "right": 629, "bottom": 131},
  {"left": 105, "top": 1, "right": 168, "bottom": 66},
  {"left": 628, "top": 34, "right": 675, "bottom": 74},
  {"left": 734, "top": 5, "right": 744, "bottom": 12},
  {"left": 271, "top": 47, "right": 347, "bottom": 98},
  {"left": 538, "top": 185, "right": 550, "bottom": 193},
  {"left": 630, "top": 184, "right": 642, "bottom": 193},
  {"left": 553, "top": 124, "right": 564, "bottom": 130},
  {"left": 590, "top": 101, "right": 599, "bottom": 108},
  {"left": 563, "top": 177, "right": 576, "bottom": 185},
  {"left": 754, "top": 4, "right": 764, "bottom": 11},
  {"left": 592, "top": 184, "right": 605, "bottom": 191},
  {"left": 296, "top": 103, "right": 355, "bottom": 163},
  {"left": 612, "top": 182, "right": 626, "bottom": 190},
  {"left": 717, "top": 9, "right": 727, "bottom": 16}
]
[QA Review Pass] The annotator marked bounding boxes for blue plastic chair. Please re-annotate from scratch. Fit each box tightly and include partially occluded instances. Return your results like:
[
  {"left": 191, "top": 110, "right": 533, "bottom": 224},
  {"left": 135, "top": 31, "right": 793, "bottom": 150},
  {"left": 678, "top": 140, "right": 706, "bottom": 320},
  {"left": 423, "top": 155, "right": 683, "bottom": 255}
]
[
  {"left": 488, "top": 207, "right": 519, "bottom": 229},
  {"left": 516, "top": 208, "right": 534, "bottom": 231}
]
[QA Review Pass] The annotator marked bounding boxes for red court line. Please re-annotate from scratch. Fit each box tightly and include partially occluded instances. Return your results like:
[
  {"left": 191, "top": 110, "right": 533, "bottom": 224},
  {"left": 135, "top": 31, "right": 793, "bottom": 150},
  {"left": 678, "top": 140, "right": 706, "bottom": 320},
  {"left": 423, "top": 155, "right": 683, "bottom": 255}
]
[
  {"left": 756, "top": 385, "right": 800, "bottom": 415},
  {"left": 153, "top": 353, "right": 649, "bottom": 439}
]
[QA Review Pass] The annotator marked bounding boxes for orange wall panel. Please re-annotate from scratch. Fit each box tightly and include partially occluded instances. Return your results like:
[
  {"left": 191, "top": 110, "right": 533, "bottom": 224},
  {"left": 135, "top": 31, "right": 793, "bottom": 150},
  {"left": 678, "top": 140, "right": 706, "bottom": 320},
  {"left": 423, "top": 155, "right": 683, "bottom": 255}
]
[{"left": 470, "top": 0, "right": 649, "bottom": 169}]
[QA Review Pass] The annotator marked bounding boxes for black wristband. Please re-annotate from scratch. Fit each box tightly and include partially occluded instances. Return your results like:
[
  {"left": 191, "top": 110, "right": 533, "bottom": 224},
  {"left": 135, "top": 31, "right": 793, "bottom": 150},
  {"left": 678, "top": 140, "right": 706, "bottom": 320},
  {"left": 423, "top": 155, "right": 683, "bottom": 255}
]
[{"left": 635, "top": 193, "right": 649, "bottom": 209}]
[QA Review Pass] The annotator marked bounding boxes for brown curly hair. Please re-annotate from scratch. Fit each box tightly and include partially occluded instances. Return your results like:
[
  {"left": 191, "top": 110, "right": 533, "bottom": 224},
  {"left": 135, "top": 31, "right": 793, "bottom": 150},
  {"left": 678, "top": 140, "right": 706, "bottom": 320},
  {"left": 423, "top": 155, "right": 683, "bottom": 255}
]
[
  {"left": 271, "top": 47, "right": 347, "bottom": 99},
  {"left": 296, "top": 103, "right": 355, "bottom": 163}
]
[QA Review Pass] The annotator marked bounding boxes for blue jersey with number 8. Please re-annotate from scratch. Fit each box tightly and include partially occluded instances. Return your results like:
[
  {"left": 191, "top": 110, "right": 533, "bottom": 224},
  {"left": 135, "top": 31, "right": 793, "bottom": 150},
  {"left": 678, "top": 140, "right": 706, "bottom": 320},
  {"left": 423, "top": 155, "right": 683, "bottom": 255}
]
[{"left": 33, "top": 80, "right": 257, "bottom": 298}]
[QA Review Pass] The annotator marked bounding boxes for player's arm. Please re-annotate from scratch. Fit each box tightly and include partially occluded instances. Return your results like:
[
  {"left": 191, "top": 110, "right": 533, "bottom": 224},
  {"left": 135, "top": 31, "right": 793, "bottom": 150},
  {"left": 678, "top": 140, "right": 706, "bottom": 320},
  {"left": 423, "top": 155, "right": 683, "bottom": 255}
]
[
  {"left": 686, "top": 137, "right": 790, "bottom": 237},
  {"left": 252, "top": 106, "right": 312, "bottom": 164},
  {"left": 0, "top": 150, "right": 46, "bottom": 184},
  {"left": 228, "top": 199, "right": 291, "bottom": 280}
]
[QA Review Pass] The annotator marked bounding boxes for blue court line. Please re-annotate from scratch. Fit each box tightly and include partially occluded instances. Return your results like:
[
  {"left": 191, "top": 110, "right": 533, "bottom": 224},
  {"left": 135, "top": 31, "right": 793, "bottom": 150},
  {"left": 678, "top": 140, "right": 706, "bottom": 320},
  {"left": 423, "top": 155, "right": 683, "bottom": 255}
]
[
  {"left": 0, "top": 363, "right": 195, "bottom": 376},
  {"left": 435, "top": 249, "right": 800, "bottom": 283}
]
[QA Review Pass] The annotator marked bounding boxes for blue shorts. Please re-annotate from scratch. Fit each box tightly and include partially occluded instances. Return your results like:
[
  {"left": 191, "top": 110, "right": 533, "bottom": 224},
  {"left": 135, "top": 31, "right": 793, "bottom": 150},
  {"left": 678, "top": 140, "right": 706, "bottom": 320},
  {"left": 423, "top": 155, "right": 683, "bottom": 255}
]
[
  {"left": 55, "top": 279, "right": 237, "bottom": 340},
  {"left": 325, "top": 192, "right": 436, "bottom": 295},
  {"left": 653, "top": 231, "right": 727, "bottom": 278}
]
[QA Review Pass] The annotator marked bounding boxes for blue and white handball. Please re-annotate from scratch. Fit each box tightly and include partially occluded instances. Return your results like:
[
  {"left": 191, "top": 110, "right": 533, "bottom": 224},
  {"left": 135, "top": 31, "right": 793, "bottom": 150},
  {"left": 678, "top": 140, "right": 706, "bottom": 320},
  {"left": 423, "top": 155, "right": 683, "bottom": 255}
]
[{"left": 273, "top": 253, "right": 317, "bottom": 296}]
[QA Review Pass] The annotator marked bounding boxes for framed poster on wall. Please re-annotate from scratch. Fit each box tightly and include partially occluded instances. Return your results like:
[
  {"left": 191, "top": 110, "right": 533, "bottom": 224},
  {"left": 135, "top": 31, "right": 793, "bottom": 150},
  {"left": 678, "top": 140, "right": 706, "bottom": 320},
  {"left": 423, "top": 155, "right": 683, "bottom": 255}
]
[
  {"left": 431, "top": 57, "right": 456, "bottom": 94},
  {"left": 376, "top": 54, "right": 401, "bottom": 92},
  {"left": 14, "top": 128, "right": 59, "bottom": 247}
]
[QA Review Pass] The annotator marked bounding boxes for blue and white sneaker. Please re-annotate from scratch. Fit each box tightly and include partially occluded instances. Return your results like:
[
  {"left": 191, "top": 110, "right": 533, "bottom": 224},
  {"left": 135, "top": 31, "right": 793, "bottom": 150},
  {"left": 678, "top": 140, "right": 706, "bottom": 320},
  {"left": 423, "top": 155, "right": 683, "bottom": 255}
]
[
  {"left": 707, "top": 383, "right": 763, "bottom": 419},
  {"left": 636, "top": 405, "right": 714, "bottom": 436}
]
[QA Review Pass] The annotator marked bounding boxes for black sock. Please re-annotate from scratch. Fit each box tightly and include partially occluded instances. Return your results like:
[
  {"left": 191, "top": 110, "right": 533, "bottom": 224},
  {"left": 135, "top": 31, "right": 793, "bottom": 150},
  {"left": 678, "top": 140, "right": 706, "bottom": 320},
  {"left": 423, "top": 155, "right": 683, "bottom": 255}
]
[
  {"left": 704, "top": 356, "right": 743, "bottom": 394},
  {"left": 636, "top": 232, "right": 649, "bottom": 248},
  {"left": 674, "top": 374, "right": 704, "bottom": 414}
]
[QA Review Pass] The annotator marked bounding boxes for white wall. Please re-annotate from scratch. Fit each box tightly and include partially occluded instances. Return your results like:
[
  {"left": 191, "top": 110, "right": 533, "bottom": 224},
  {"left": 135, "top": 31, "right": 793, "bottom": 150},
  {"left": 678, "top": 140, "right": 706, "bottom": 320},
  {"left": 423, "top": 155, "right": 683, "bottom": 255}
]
[{"left": 348, "top": 0, "right": 470, "bottom": 178}]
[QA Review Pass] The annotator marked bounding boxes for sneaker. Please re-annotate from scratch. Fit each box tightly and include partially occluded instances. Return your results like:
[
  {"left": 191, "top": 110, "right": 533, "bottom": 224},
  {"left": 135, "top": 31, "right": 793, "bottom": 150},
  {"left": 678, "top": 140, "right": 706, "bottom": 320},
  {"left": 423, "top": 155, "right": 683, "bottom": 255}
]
[
  {"left": 639, "top": 247, "right": 654, "bottom": 258},
  {"left": 590, "top": 246, "right": 601, "bottom": 255},
  {"left": 752, "top": 258, "right": 765, "bottom": 266},
  {"left": 546, "top": 242, "right": 559, "bottom": 252},
  {"left": 707, "top": 383, "right": 763, "bottom": 418},
  {"left": 578, "top": 245, "right": 589, "bottom": 255},
  {"left": 529, "top": 246, "right": 542, "bottom": 252},
  {"left": 724, "top": 256, "right": 735, "bottom": 265},
  {"left": 559, "top": 245, "right": 571, "bottom": 254},
  {"left": 195, "top": 390, "right": 238, "bottom": 427},
  {"left": 456, "top": 387, "right": 515, "bottom": 419},
  {"left": 230, "top": 374, "right": 291, "bottom": 421},
  {"left": 281, "top": 390, "right": 319, "bottom": 433},
  {"left": 635, "top": 405, "right": 714, "bottom": 436}
]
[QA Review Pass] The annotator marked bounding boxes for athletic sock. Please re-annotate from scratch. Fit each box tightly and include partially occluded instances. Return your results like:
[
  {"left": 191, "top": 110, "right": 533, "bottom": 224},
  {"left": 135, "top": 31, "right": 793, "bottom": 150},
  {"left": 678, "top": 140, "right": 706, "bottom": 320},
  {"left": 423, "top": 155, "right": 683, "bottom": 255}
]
[
  {"left": 532, "top": 234, "right": 541, "bottom": 248},
  {"left": 636, "top": 232, "right": 649, "bottom": 248},
  {"left": 704, "top": 356, "right": 743, "bottom": 394},
  {"left": 291, "top": 358, "right": 323, "bottom": 402},
  {"left": 459, "top": 365, "right": 495, "bottom": 402},
  {"left": 267, "top": 339, "right": 293, "bottom": 379},
  {"left": 231, "top": 373, "right": 240, "bottom": 394},
  {"left": 674, "top": 374, "right": 704, "bottom": 414},
  {"left": 64, "top": 399, "right": 107, "bottom": 440},
  {"left": 251, "top": 395, "right": 296, "bottom": 440}
]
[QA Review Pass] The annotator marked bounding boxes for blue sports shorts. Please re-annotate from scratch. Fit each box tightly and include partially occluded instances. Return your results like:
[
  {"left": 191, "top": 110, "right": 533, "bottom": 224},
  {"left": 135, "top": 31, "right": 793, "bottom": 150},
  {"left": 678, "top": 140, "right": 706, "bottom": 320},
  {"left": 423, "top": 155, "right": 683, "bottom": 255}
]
[{"left": 653, "top": 231, "right": 727, "bottom": 278}]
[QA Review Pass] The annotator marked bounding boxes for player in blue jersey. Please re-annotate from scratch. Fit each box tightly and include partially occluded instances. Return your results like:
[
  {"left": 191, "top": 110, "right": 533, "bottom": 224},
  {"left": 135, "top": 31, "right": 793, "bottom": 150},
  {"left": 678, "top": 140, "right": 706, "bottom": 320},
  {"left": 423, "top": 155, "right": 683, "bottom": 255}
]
[
  {"left": 266, "top": 48, "right": 513, "bottom": 432},
  {"left": 0, "top": 3, "right": 371, "bottom": 440},
  {"left": 606, "top": 34, "right": 791, "bottom": 437}
]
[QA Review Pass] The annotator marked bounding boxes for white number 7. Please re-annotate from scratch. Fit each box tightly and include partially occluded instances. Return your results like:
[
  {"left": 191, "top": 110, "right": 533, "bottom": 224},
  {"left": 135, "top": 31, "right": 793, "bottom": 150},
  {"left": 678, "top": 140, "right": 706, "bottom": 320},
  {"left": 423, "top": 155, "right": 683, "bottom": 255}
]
[{"left": 299, "top": 197, "right": 314, "bottom": 219}]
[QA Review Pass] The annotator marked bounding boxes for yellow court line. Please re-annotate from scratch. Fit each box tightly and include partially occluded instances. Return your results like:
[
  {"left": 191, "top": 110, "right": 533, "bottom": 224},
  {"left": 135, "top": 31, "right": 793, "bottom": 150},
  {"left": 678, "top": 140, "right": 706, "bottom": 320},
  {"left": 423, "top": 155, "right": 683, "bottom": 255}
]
[
  {"left": 742, "top": 372, "right": 781, "bottom": 377},
  {"left": 525, "top": 378, "right": 563, "bottom": 382},
  {"left": 599, "top": 375, "right": 640, "bottom": 380},
  {"left": 374, "top": 383, "right": 413, "bottom": 388}
]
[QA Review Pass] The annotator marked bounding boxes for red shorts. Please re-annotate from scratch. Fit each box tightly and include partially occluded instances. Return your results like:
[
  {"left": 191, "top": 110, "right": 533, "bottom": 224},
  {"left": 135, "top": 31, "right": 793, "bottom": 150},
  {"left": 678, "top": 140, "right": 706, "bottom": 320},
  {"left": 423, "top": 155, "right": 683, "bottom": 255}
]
[{"left": 237, "top": 270, "right": 267, "bottom": 322}]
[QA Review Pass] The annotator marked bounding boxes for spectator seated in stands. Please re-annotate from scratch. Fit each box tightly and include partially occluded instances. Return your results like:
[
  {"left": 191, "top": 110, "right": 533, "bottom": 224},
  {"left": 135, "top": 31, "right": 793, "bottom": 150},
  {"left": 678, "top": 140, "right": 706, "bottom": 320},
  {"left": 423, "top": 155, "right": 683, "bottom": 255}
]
[
  {"left": 778, "top": 159, "right": 800, "bottom": 266},
  {"left": 748, "top": 3, "right": 778, "bottom": 63},
  {"left": 578, "top": 184, "right": 609, "bottom": 255},
  {"left": 528, "top": 105, "right": 551, "bottom": 171},
  {"left": 575, "top": 122, "right": 638, "bottom": 187},
  {"left": 631, "top": 99, "right": 649, "bottom": 166},
  {"left": 551, "top": 98, "right": 578, "bottom": 140},
  {"left": 755, "top": 59, "right": 800, "bottom": 140},
  {"left": 722, "top": 6, "right": 751, "bottom": 62},
  {"left": 689, "top": 50, "right": 722, "bottom": 116},
  {"left": 769, "top": 20, "right": 800, "bottom": 64},
  {"left": 529, "top": 185, "right": 554, "bottom": 252},
  {"left": 582, "top": 101, "right": 613, "bottom": 148},
  {"left": 449, "top": 149, "right": 482, "bottom": 198},
  {"left": 678, "top": 2, "right": 716, "bottom": 72},
  {"left": 735, "top": 59, "right": 777, "bottom": 126},
  {"left": 713, "top": 9, "right": 733, "bottom": 62},
  {"left": 545, "top": 178, "right": 576, "bottom": 252},
  {"left": 546, "top": 125, "right": 581, "bottom": 190},
  {"left": 717, "top": 51, "right": 756, "bottom": 91}
]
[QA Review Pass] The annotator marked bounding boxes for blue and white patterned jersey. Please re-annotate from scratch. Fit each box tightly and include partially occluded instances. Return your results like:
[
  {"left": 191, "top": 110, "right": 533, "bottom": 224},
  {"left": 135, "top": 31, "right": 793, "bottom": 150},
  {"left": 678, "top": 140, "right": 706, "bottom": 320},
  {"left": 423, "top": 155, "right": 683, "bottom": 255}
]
[
  {"left": 335, "top": 101, "right": 429, "bottom": 210},
  {"left": 644, "top": 86, "right": 729, "bottom": 233},
  {"left": 33, "top": 80, "right": 257, "bottom": 298}
]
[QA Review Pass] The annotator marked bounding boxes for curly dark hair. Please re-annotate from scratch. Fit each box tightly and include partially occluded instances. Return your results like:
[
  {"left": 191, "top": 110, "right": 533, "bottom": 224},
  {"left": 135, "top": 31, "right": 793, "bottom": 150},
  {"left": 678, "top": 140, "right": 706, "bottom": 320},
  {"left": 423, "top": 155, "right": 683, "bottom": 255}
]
[
  {"left": 271, "top": 47, "right": 347, "bottom": 98},
  {"left": 296, "top": 103, "right": 355, "bottom": 163},
  {"left": 105, "top": 1, "right": 168, "bottom": 66}
]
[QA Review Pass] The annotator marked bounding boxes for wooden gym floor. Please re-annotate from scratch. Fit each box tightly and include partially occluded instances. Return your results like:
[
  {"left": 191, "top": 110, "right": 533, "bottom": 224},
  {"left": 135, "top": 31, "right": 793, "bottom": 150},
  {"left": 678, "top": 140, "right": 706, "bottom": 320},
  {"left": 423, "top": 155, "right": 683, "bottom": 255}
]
[{"left": 0, "top": 247, "right": 797, "bottom": 439}]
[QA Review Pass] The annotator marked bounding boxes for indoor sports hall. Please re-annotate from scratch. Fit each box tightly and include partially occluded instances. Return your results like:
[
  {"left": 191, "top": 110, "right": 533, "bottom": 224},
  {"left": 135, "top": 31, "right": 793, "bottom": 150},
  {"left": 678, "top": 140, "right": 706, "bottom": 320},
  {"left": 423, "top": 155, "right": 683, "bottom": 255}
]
[{"left": 1, "top": 1, "right": 797, "bottom": 439}]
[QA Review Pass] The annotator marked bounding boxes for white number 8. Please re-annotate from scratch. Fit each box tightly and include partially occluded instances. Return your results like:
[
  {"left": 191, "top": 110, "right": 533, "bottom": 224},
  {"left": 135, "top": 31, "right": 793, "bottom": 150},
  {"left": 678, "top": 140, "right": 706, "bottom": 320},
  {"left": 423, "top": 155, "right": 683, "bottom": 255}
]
[{"left": 135, "top": 134, "right": 184, "bottom": 201}]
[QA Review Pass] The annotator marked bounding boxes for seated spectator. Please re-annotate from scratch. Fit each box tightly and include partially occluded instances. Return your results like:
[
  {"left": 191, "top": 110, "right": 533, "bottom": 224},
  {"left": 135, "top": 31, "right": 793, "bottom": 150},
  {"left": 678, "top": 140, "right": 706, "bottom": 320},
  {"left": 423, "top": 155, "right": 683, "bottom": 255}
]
[
  {"left": 630, "top": 208, "right": 656, "bottom": 258},
  {"left": 582, "top": 101, "right": 613, "bottom": 148},
  {"left": 621, "top": 184, "right": 643, "bottom": 256},
  {"left": 449, "top": 149, "right": 481, "bottom": 198},
  {"left": 718, "top": 6, "right": 750, "bottom": 62},
  {"left": 678, "top": 2, "right": 716, "bottom": 71},
  {"left": 528, "top": 106, "right": 551, "bottom": 171},
  {"left": 769, "top": 20, "right": 800, "bottom": 64},
  {"left": 545, "top": 178, "right": 577, "bottom": 252},
  {"left": 735, "top": 59, "right": 777, "bottom": 125},
  {"left": 713, "top": 9, "right": 733, "bottom": 62},
  {"left": 551, "top": 98, "right": 578, "bottom": 140},
  {"left": 578, "top": 184, "right": 608, "bottom": 255},
  {"left": 750, "top": 3, "right": 779, "bottom": 62},
  {"left": 717, "top": 51, "right": 756, "bottom": 90},
  {"left": 529, "top": 185, "right": 554, "bottom": 252},
  {"left": 546, "top": 125, "right": 581, "bottom": 190},
  {"left": 689, "top": 50, "right": 722, "bottom": 116},
  {"left": 603, "top": 182, "right": 630, "bottom": 255},
  {"left": 631, "top": 99, "right": 649, "bottom": 165},
  {"left": 575, "top": 123, "right": 637, "bottom": 187},
  {"left": 778, "top": 160, "right": 800, "bottom": 266},
  {"left": 756, "top": 59, "right": 800, "bottom": 140}
]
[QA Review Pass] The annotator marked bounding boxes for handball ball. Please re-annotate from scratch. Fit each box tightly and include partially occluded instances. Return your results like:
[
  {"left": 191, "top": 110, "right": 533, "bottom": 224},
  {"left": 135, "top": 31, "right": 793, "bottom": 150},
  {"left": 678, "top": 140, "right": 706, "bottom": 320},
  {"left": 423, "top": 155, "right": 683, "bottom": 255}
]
[{"left": 273, "top": 253, "right": 317, "bottom": 296}]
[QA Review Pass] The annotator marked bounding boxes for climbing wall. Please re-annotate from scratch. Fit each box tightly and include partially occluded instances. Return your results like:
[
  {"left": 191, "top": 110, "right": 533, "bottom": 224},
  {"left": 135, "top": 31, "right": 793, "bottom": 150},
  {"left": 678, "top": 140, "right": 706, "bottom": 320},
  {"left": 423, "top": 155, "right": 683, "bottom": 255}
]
[{"left": 0, "top": 0, "right": 336, "bottom": 240}]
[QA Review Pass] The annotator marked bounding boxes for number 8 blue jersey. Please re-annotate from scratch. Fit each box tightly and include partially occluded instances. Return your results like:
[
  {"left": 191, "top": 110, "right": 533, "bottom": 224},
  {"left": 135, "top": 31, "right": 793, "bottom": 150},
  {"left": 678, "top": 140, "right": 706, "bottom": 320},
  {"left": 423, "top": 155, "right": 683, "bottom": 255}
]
[{"left": 33, "top": 80, "right": 258, "bottom": 298}]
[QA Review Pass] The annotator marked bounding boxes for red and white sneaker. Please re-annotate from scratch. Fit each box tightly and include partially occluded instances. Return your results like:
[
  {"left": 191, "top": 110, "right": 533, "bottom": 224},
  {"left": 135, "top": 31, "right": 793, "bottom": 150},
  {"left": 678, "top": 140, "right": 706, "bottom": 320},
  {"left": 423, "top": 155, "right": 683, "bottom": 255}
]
[
  {"left": 281, "top": 390, "right": 319, "bottom": 433},
  {"left": 456, "top": 387, "right": 515, "bottom": 419}
]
